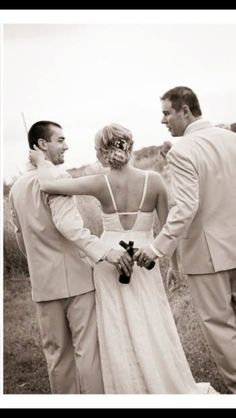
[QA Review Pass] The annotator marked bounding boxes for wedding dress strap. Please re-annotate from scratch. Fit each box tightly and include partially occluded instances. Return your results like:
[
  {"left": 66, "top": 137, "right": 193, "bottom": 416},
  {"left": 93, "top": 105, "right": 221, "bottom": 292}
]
[
  {"left": 104, "top": 171, "right": 149, "bottom": 214},
  {"left": 138, "top": 171, "right": 149, "bottom": 211},
  {"left": 104, "top": 174, "right": 118, "bottom": 212}
]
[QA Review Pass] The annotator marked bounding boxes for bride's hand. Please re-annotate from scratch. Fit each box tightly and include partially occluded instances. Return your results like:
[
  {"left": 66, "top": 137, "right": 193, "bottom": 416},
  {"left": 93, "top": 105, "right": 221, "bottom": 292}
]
[{"left": 29, "top": 145, "right": 45, "bottom": 166}]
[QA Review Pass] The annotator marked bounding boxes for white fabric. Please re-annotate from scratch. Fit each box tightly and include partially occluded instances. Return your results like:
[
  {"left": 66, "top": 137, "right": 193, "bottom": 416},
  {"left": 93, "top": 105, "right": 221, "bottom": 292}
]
[
  {"left": 138, "top": 170, "right": 148, "bottom": 210},
  {"left": 150, "top": 243, "right": 164, "bottom": 258},
  {"left": 9, "top": 163, "right": 110, "bottom": 301},
  {"left": 104, "top": 174, "right": 118, "bottom": 212},
  {"left": 152, "top": 120, "right": 236, "bottom": 274},
  {"left": 94, "top": 210, "right": 216, "bottom": 394}
]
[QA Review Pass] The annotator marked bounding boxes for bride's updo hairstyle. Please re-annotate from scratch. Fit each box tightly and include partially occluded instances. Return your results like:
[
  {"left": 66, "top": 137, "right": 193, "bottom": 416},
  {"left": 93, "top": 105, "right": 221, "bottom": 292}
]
[{"left": 95, "top": 123, "right": 134, "bottom": 169}]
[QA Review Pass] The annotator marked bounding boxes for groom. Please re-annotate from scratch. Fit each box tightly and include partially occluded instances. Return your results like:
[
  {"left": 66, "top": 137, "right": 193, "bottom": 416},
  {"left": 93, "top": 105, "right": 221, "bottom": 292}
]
[
  {"left": 10, "top": 120, "right": 132, "bottom": 394},
  {"left": 135, "top": 86, "right": 236, "bottom": 393}
]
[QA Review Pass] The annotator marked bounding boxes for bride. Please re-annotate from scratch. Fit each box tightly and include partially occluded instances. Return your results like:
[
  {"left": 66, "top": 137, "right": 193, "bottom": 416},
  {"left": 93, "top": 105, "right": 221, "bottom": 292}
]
[{"left": 29, "top": 122, "right": 217, "bottom": 394}]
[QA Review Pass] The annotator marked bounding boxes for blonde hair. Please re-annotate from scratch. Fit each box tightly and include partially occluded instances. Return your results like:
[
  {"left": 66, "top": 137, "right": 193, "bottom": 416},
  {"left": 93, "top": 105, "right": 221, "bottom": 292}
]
[{"left": 95, "top": 123, "right": 134, "bottom": 169}]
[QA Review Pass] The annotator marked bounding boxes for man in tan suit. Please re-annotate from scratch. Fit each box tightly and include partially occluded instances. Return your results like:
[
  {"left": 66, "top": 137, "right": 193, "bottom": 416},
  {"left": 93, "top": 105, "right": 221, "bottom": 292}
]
[
  {"left": 9, "top": 120, "right": 132, "bottom": 394},
  {"left": 135, "top": 86, "right": 236, "bottom": 393}
]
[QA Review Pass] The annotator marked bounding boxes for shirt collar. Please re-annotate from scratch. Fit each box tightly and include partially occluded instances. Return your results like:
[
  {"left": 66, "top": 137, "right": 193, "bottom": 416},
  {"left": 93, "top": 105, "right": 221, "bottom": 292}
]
[
  {"left": 26, "top": 160, "right": 54, "bottom": 171},
  {"left": 183, "top": 118, "right": 213, "bottom": 136}
]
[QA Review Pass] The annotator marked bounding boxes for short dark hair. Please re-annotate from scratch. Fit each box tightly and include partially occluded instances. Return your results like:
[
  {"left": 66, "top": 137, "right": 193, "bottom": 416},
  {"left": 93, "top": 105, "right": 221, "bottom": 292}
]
[
  {"left": 161, "top": 86, "right": 202, "bottom": 117},
  {"left": 230, "top": 123, "right": 236, "bottom": 133},
  {"left": 28, "top": 120, "right": 62, "bottom": 149}
]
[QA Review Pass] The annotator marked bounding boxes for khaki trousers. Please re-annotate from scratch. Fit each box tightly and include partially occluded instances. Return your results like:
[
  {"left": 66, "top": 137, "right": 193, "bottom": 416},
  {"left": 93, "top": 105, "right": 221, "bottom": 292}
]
[
  {"left": 36, "top": 291, "right": 104, "bottom": 394},
  {"left": 187, "top": 269, "right": 236, "bottom": 393}
]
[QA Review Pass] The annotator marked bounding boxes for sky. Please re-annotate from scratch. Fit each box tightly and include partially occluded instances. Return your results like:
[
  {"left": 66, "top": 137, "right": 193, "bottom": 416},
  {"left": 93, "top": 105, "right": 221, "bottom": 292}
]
[{"left": 2, "top": 12, "right": 236, "bottom": 183}]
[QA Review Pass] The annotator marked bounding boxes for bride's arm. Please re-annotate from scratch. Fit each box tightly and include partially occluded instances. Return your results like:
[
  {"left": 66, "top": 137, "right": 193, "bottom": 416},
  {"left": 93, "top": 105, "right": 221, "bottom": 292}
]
[
  {"left": 40, "top": 166, "right": 102, "bottom": 197},
  {"left": 29, "top": 147, "right": 103, "bottom": 198}
]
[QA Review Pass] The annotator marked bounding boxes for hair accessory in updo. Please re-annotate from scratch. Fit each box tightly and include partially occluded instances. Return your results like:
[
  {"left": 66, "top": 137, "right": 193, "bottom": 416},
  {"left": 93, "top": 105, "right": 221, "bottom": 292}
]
[
  {"left": 107, "top": 148, "right": 128, "bottom": 169},
  {"left": 95, "top": 123, "right": 134, "bottom": 169},
  {"left": 114, "top": 138, "right": 129, "bottom": 151}
]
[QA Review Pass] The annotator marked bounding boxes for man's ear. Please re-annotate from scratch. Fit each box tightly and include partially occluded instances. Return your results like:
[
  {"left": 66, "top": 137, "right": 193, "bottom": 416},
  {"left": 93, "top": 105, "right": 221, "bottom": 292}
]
[
  {"left": 37, "top": 138, "right": 48, "bottom": 151},
  {"left": 182, "top": 104, "right": 191, "bottom": 117}
]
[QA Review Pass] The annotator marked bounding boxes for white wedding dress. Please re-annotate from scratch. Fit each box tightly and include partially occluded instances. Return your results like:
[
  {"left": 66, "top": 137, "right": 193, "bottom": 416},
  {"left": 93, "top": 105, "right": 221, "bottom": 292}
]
[{"left": 94, "top": 172, "right": 217, "bottom": 394}]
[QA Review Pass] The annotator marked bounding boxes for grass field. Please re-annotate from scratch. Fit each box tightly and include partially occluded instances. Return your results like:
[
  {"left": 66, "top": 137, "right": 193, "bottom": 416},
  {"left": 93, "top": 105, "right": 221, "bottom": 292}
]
[
  {"left": 4, "top": 268, "right": 229, "bottom": 394},
  {"left": 4, "top": 275, "right": 50, "bottom": 394}
]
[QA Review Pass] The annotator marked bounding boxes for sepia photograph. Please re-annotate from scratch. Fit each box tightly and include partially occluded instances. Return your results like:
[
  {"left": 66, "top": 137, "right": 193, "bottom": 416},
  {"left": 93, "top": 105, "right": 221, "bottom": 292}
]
[{"left": 1, "top": 9, "right": 236, "bottom": 408}]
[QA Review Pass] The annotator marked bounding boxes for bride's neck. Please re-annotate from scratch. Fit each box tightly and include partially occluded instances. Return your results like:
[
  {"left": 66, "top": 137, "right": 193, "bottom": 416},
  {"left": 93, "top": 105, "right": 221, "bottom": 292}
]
[{"left": 110, "top": 161, "right": 133, "bottom": 175}]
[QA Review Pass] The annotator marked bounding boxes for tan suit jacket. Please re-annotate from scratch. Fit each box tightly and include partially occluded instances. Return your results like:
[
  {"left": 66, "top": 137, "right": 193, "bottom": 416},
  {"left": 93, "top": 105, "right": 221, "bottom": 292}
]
[
  {"left": 153, "top": 119, "right": 236, "bottom": 274},
  {"left": 9, "top": 163, "right": 110, "bottom": 301}
]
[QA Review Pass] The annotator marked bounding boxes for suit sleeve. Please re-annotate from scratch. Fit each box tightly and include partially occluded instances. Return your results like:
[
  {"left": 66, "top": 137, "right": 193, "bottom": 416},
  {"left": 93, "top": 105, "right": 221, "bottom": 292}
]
[
  {"left": 38, "top": 164, "right": 111, "bottom": 264},
  {"left": 45, "top": 193, "right": 110, "bottom": 264},
  {"left": 9, "top": 192, "right": 27, "bottom": 258},
  {"left": 152, "top": 147, "right": 199, "bottom": 257}
]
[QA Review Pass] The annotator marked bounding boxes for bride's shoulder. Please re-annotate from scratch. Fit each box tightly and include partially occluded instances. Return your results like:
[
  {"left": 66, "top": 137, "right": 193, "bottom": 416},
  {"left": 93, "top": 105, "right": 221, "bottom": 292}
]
[
  {"left": 147, "top": 170, "right": 163, "bottom": 181},
  {"left": 133, "top": 168, "right": 163, "bottom": 184},
  {"left": 147, "top": 171, "right": 166, "bottom": 194}
]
